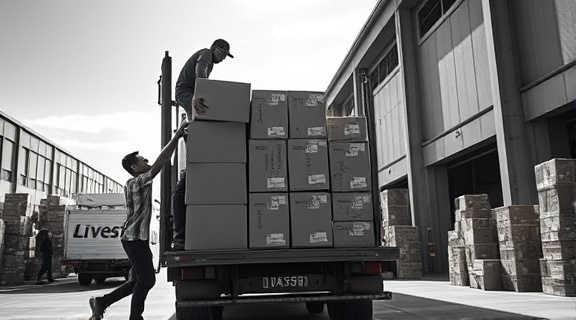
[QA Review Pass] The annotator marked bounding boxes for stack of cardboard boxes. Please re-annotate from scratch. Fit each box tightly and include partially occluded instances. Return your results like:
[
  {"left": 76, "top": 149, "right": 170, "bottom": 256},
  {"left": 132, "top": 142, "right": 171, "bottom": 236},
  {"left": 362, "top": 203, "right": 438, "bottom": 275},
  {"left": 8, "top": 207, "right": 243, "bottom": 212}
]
[
  {"left": 380, "top": 189, "right": 422, "bottom": 279},
  {"left": 0, "top": 193, "right": 33, "bottom": 285},
  {"left": 494, "top": 205, "right": 542, "bottom": 292},
  {"left": 184, "top": 80, "right": 378, "bottom": 250},
  {"left": 34, "top": 195, "right": 69, "bottom": 279},
  {"left": 535, "top": 158, "right": 576, "bottom": 297},
  {"left": 184, "top": 79, "right": 251, "bottom": 250}
]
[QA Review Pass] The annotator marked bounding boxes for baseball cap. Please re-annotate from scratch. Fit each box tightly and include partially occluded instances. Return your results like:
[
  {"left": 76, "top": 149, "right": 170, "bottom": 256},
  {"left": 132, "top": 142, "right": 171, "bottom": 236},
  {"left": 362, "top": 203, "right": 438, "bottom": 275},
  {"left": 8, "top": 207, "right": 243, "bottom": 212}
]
[{"left": 212, "top": 39, "right": 234, "bottom": 58}]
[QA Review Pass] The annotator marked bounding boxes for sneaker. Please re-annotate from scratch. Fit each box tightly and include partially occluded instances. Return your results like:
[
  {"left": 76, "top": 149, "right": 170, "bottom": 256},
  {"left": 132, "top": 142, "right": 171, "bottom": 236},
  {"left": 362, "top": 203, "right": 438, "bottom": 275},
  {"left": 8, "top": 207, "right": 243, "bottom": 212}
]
[
  {"left": 89, "top": 297, "right": 105, "bottom": 320},
  {"left": 171, "top": 239, "right": 185, "bottom": 251},
  {"left": 48, "top": 279, "right": 55, "bottom": 283},
  {"left": 35, "top": 281, "right": 45, "bottom": 285}
]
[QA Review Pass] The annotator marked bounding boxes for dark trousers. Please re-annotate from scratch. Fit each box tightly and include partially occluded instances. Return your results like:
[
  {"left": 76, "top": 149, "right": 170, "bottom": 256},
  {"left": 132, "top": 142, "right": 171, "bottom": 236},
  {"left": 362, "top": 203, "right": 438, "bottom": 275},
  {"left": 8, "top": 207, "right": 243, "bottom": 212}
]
[
  {"left": 101, "top": 240, "right": 156, "bottom": 320},
  {"left": 37, "top": 254, "right": 53, "bottom": 281},
  {"left": 172, "top": 172, "right": 186, "bottom": 241}
]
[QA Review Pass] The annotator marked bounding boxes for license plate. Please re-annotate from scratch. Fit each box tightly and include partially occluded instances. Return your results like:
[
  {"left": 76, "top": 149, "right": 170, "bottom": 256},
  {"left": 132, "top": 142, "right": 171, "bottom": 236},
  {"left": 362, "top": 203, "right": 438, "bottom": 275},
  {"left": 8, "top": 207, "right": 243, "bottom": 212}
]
[{"left": 262, "top": 276, "right": 309, "bottom": 289}]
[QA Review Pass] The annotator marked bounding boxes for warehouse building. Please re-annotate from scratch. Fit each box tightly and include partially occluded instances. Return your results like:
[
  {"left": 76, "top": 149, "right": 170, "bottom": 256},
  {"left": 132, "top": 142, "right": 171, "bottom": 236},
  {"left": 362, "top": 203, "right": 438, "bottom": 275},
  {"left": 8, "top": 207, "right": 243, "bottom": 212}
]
[
  {"left": 325, "top": 0, "right": 576, "bottom": 273},
  {"left": 0, "top": 109, "right": 123, "bottom": 208}
]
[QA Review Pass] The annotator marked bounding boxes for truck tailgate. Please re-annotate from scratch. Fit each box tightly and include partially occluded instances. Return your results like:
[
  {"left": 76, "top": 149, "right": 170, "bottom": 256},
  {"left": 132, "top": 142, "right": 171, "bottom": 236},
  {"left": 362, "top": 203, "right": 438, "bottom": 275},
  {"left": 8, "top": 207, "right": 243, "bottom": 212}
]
[{"left": 165, "top": 247, "right": 399, "bottom": 267}]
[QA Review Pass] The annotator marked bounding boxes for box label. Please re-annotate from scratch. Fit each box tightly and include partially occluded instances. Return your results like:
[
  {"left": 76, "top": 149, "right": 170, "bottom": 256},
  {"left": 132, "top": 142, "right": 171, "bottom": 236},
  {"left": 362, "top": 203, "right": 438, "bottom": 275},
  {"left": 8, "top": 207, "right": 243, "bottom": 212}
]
[
  {"left": 352, "top": 196, "right": 367, "bottom": 210},
  {"left": 307, "top": 127, "right": 326, "bottom": 136},
  {"left": 350, "top": 177, "right": 367, "bottom": 189},
  {"left": 310, "top": 232, "right": 328, "bottom": 243},
  {"left": 266, "top": 93, "right": 286, "bottom": 106},
  {"left": 308, "top": 174, "right": 326, "bottom": 185},
  {"left": 267, "top": 127, "right": 286, "bottom": 137},
  {"left": 345, "top": 143, "right": 366, "bottom": 157},
  {"left": 344, "top": 124, "right": 361, "bottom": 135},
  {"left": 307, "top": 195, "right": 328, "bottom": 210},
  {"left": 266, "top": 233, "right": 286, "bottom": 246},
  {"left": 304, "top": 94, "right": 325, "bottom": 107},
  {"left": 306, "top": 141, "right": 319, "bottom": 153},
  {"left": 349, "top": 222, "right": 371, "bottom": 237},
  {"left": 267, "top": 177, "right": 286, "bottom": 189}
]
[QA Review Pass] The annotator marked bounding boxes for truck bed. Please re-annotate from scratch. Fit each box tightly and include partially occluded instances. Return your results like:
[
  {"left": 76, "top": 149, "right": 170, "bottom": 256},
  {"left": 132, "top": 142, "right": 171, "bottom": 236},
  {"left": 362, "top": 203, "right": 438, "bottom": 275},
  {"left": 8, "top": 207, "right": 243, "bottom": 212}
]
[{"left": 164, "top": 246, "right": 399, "bottom": 267}]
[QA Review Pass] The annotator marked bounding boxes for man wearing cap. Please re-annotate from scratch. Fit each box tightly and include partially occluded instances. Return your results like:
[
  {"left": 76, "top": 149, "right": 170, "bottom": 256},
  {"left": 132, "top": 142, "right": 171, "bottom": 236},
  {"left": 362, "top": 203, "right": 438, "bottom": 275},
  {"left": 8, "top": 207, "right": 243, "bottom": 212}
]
[{"left": 172, "top": 39, "right": 234, "bottom": 250}]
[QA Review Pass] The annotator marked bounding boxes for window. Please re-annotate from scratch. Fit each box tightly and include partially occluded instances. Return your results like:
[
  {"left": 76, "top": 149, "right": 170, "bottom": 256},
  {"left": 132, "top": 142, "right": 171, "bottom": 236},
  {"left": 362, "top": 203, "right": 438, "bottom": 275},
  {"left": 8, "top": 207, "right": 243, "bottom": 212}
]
[
  {"left": 18, "top": 147, "right": 29, "bottom": 186},
  {"left": 1, "top": 139, "right": 14, "bottom": 181},
  {"left": 369, "top": 43, "right": 399, "bottom": 90},
  {"left": 418, "top": 0, "right": 459, "bottom": 38}
]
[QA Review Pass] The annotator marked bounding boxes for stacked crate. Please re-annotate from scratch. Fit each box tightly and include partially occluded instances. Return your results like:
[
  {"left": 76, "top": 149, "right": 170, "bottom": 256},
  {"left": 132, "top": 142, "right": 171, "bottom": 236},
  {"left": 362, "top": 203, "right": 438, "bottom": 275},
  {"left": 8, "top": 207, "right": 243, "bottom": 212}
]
[
  {"left": 0, "top": 193, "right": 32, "bottom": 285},
  {"left": 36, "top": 196, "right": 68, "bottom": 278},
  {"left": 0, "top": 219, "right": 4, "bottom": 268},
  {"left": 495, "top": 206, "right": 542, "bottom": 292},
  {"left": 184, "top": 79, "right": 251, "bottom": 250},
  {"left": 535, "top": 158, "right": 576, "bottom": 297},
  {"left": 449, "top": 194, "right": 500, "bottom": 290},
  {"left": 328, "top": 117, "right": 375, "bottom": 248},
  {"left": 248, "top": 90, "right": 290, "bottom": 249},
  {"left": 381, "top": 189, "right": 422, "bottom": 279},
  {"left": 287, "top": 92, "right": 333, "bottom": 248}
]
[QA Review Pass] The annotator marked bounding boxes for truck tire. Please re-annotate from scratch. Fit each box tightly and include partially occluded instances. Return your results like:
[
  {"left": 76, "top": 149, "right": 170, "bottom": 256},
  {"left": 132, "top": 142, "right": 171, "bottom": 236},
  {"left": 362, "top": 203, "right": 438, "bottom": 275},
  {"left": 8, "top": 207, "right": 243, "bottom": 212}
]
[
  {"left": 327, "top": 300, "right": 372, "bottom": 320},
  {"left": 175, "top": 306, "right": 223, "bottom": 320},
  {"left": 305, "top": 302, "right": 324, "bottom": 314},
  {"left": 78, "top": 274, "right": 92, "bottom": 286},
  {"left": 94, "top": 275, "right": 106, "bottom": 284}
]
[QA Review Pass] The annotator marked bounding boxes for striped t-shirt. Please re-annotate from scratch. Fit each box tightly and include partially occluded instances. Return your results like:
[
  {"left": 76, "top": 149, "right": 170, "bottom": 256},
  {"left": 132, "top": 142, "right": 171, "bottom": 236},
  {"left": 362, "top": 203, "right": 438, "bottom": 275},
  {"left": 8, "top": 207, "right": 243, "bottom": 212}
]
[{"left": 121, "top": 171, "right": 153, "bottom": 241}]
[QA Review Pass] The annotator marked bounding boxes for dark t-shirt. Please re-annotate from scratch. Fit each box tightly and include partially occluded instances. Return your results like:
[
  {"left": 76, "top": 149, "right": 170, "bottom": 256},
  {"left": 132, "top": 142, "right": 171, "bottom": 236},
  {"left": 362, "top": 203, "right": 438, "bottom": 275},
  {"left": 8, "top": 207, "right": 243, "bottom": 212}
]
[{"left": 175, "top": 48, "right": 214, "bottom": 116}]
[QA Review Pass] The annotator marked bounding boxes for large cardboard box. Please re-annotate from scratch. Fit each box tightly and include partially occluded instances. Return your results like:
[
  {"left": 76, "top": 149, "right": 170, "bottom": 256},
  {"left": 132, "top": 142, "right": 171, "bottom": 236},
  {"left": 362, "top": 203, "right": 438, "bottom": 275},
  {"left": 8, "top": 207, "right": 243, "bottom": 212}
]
[
  {"left": 288, "top": 91, "right": 327, "bottom": 138},
  {"left": 287, "top": 139, "right": 330, "bottom": 191},
  {"left": 185, "top": 205, "right": 247, "bottom": 250},
  {"left": 250, "top": 90, "right": 288, "bottom": 139},
  {"left": 329, "top": 142, "right": 371, "bottom": 192},
  {"left": 332, "top": 193, "right": 373, "bottom": 221},
  {"left": 186, "top": 163, "right": 247, "bottom": 205},
  {"left": 290, "top": 192, "right": 333, "bottom": 248},
  {"left": 187, "top": 121, "right": 246, "bottom": 162},
  {"left": 248, "top": 140, "right": 288, "bottom": 192},
  {"left": 333, "top": 221, "right": 375, "bottom": 247},
  {"left": 248, "top": 193, "right": 290, "bottom": 249},
  {"left": 194, "top": 79, "right": 251, "bottom": 123},
  {"left": 327, "top": 117, "right": 368, "bottom": 142}
]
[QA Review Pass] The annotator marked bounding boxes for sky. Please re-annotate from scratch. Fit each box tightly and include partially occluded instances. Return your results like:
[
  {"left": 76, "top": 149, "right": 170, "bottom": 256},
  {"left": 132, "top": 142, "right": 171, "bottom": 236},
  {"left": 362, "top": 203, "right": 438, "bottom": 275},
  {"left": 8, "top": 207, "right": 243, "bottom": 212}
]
[{"left": 0, "top": 0, "right": 379, "bottom": 186}]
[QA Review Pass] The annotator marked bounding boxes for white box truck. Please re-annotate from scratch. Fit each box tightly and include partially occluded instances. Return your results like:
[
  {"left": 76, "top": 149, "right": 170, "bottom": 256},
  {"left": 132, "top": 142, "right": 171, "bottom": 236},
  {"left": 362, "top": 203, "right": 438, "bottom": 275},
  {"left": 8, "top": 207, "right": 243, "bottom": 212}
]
[{"left": 63, "top": 193, "right": 131, "bottom": 285}]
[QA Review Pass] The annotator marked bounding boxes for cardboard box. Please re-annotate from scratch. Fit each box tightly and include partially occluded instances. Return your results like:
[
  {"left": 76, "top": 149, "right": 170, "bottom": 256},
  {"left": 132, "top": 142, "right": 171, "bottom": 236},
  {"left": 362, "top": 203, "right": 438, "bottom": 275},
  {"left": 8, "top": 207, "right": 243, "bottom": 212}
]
[
  {"left": 329, "top": 142, "right": 371, "bottom": 192},
  {"left": 333, "top": 221, "right": 375, "bottom": 247},
  {"left": 290, "top": 192, "right": 333, "bottom": 248},
  {"left": 248, "top": 140, "right": 288, "bottom": 192},
  {"left": 194, "top": 79, "right": 251, "bottom": 123},
  {"left": 186, "top": 163, "right": 247, "bottom": 205},
  {"left": 248, "top": 193, "right": 290, "bottom": 249},
  {"left": 287, "top": 139, "right": 330, "bottom": 191},
  {"left": 186, "top": 121, "right": 246, "bottom": 162},
  {"left": 288, "top": 91, "right": 327, "bottom": 138},
  {"left": 185, "top": 205, "right": 247, "bottom": 250},
  {"left": 332, "top": 193, "right": 373, "bottom": 221},
  {"left": 250, "top": 90, "right": 289, "bottom": 139},
  {"left": 327, "top": 117, "right": 368, "bottom": 142}
]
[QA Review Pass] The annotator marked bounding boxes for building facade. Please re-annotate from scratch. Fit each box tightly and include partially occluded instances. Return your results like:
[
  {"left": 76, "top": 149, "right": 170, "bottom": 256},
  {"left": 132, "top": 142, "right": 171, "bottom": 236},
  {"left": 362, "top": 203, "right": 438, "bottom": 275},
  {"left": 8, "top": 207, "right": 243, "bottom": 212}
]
[
  {"left": 325, "top": 0, "right": 576, "bottom": 273},
  {"left": 0, "top": 110, "right": 123, "bottom": 208}
]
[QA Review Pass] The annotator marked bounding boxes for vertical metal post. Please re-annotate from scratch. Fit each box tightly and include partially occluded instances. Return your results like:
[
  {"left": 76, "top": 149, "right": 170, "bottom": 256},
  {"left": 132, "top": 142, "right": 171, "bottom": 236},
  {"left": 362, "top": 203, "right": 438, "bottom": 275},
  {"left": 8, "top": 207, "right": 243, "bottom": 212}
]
[
  {"left": 160, "top": 51, "right": 173, "bottom": 258},
  {"left": 359, "top": 68, "right": 382, "bottom": 246}
]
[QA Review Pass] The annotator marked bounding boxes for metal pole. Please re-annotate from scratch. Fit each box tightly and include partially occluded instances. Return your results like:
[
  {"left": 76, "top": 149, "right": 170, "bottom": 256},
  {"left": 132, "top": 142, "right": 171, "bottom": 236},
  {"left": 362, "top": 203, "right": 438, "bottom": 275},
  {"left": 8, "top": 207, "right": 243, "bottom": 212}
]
[{"left": 160, "top": 51, "right": 172, "bottom": 258}]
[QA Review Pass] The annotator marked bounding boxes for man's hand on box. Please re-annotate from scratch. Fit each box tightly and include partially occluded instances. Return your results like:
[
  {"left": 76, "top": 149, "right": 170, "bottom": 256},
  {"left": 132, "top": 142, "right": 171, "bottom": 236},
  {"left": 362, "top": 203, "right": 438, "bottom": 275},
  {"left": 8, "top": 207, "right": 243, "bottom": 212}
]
[{"left": 193, "top": 97, "right": 208, "bottom": 115}]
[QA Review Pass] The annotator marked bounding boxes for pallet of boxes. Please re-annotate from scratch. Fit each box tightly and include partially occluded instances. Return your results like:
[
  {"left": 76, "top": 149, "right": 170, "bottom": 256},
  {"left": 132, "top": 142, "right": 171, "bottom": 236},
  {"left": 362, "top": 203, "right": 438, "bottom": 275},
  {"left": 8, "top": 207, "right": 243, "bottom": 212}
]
[
  {"left": 381, "top": 189, "right": 422, "bottom": 279},
  {"left": 535, "top": 159, "right": 576, "bottom": 297},
  {"left": 184, "top": 79, "right": 378, "bottom": 252}
]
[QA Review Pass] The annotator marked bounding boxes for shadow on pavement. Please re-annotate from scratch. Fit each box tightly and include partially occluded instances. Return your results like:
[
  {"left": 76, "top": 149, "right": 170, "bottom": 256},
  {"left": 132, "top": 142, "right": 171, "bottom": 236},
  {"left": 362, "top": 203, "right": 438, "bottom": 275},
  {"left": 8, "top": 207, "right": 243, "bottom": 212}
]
[
  {"left": 167, "top": 293, "right": 547, "bottom": 320},
  {"left": 0, "top": 277, "right": 127, "bottom": 294}
]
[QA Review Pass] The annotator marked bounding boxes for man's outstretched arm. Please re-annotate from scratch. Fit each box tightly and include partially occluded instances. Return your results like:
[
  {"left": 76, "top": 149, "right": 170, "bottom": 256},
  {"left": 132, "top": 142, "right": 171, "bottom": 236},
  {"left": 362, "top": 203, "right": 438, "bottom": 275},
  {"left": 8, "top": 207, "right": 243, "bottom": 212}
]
[{"left": 149, "top": 119, "right": 190, "bottom": 179}]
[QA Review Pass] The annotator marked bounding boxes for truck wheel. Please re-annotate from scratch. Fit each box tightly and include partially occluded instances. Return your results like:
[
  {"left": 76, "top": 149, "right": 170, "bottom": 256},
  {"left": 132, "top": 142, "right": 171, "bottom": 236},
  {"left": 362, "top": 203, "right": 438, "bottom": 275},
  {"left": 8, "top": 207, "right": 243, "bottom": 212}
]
[
  {"left": 305, "top": 302, "right": 324, "bottom": 314},
  {"left": 175, "top": 306, "right": 223, "bottom": 320},
  {"left": 327, "top": 300, "right": 372, "bottom": 320},
  {"left": 78, "top": 274, "right": 92, "bottom": 286},
  {"left": 94, "top": 276, "right": 106, "bottom": 284}
]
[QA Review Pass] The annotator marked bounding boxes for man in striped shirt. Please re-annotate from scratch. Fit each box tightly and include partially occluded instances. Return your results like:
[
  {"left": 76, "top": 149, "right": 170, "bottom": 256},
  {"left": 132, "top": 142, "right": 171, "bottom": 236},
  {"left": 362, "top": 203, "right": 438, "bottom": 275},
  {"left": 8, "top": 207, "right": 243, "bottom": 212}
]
[{"left": 88, "top": 119, "right": 189, "bottom": 320}]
